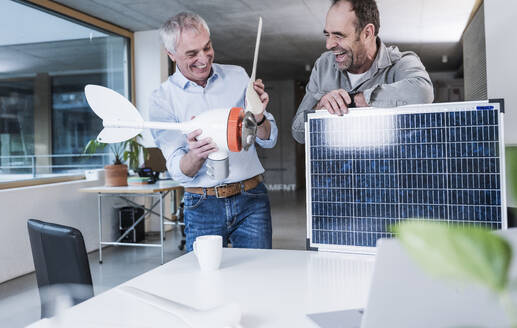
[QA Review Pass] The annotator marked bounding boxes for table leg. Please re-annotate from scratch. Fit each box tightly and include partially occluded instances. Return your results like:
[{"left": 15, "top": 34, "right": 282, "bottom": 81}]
[
  {"left": 160, "top": 192, "right": 164, "bottom": 265},
  {"left": 98, "top": 193, "right": 103, "bottom": 264},
  {"left": 172, "top": 189, "right": 177, "bottom": 219}
]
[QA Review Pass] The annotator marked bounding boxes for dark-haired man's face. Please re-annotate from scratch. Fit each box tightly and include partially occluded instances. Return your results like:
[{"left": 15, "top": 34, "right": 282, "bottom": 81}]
[{"left": 324, "top": 1, "right": 367, "bottom": 73}]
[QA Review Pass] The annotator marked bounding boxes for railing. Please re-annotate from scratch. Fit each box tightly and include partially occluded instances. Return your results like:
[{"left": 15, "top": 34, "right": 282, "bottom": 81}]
[{"left": 0, "top": 153, "right": 112, "bottom": 181}]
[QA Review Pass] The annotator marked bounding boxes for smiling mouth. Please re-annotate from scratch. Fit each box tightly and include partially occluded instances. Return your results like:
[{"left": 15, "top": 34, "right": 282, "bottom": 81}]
[
  {"left": 193, "top": 63, "right": 207, "bottom": 69},
  {"left": 334, "top": 51, "right": 348, "bottom": 62}
]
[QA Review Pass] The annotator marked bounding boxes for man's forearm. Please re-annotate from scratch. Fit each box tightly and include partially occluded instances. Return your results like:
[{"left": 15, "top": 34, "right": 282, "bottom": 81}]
[
  {"left": 180, "top": 153, "right": 204, "bottom": 177},
  {"left": 366, "top": 76, "right": 434, "bottom": 107},
  {"left": 255, "top": 114, "right": 271, "bottom": 140}
]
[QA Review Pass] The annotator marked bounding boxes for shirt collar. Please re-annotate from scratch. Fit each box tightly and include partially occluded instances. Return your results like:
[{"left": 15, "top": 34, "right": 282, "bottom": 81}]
[
  {"left": 170, "top": 67, "right": 190, "bottom": 89},
  {"left": 207, "top": 64, "right": 221, "bottom": 85},
  {"left": 169, "top": 64, "right": 221, "bottom": 89}
]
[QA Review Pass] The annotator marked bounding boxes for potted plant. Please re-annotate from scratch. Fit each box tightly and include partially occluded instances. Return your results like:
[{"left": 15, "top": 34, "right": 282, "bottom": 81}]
[{"left": 84, "top": 135, "right": 147, "bottom": 187}]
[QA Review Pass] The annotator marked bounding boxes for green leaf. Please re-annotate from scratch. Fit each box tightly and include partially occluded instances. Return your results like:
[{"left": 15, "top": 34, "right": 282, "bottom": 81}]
[
  {"left": 506, "top": 146, "right": 517, "bottom": 205},
  {"left": 395, "top": 221, "right": 512, "bottom": 293},
  {"left": 83, "top": 139, "right": 106, "bottom": 154},
  {"left": 82, "top": 133, "right": 146, "bottom": 167}
]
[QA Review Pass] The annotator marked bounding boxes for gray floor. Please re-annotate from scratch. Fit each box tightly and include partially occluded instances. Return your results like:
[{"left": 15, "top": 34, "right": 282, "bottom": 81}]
[{"left": 0, "top": 190, "right": 306, "bottom": 328}]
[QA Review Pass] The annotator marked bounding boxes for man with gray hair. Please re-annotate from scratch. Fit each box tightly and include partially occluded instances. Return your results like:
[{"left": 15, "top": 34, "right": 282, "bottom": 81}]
[
  {"left": 149, "top": 12, "right": 278, "bottom": 252},
  {"left": 291, "top": 0, "right": 434, "bottom": 143}
]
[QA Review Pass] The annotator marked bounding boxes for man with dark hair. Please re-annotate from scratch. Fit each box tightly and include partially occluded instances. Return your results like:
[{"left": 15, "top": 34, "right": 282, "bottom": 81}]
[{"left": 291, "top": 0, "right": 434, "bottom": 143}]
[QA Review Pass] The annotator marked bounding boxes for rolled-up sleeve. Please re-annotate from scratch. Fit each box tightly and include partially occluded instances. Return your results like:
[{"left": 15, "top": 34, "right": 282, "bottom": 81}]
[
  {"left": 255, "top": 111, "right": 278, "bottom": 148},
  {"left": 364, "top": 53, "right": 434, "bottom": 107},
  {"left": 148, "top": 92, "right": 195, "bottom": 184}
]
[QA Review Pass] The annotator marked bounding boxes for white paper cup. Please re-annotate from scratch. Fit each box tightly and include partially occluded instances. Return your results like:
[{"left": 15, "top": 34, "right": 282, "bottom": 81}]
[{"left": 193, "top": 235, "right": 223, "bottom": 271}]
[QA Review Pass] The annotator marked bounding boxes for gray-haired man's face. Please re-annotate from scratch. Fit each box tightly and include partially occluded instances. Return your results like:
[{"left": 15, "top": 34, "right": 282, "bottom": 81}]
[{"left": 168, "top": 27, "right": 214, "bottom": 87}]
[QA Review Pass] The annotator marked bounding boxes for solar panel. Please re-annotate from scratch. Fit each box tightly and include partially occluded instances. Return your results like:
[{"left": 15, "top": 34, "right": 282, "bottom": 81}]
[{"left": 305, "top": 100, "right": 507, "bottom": 253}]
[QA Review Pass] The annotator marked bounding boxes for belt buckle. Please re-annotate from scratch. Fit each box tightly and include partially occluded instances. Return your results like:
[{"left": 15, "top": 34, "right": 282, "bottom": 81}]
[{"left": 214, "top": 184, "right": 228, "bottom": 198}]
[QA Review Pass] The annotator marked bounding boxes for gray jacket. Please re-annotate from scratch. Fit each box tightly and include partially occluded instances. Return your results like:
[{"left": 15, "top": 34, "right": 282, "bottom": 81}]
[{"left": 291, "top": 40, "right": 434, "bottom": 143}]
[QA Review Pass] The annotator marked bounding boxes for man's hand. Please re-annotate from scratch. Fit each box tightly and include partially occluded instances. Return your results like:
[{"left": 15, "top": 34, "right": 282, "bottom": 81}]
[
  {"left": 354, "top": 92, "right": 368, "bottom": 107},
  {"left": 316, "top": 89, "right": 352, "bottom": 115},
  {"left": 316, "top": 90, "right": 367, "bottom": 115},
  {"left": 180, "top": 129, "right": 218, "bottom": 177},
  {"left": 252, "top": 79, "right": 271, "bottom": 140},
  {"left": 252, "top": 79, "right": 269, "bottom": 114}
]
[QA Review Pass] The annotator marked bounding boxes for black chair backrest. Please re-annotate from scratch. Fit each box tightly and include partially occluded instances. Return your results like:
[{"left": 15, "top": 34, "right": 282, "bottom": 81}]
[{"left": 27, "top": 219, "right": 94, "bottom": 318}]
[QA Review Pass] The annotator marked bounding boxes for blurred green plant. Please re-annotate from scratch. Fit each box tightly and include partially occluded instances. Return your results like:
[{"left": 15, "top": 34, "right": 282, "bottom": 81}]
[
  {"left": 394, "top": 221, "right": 517, "bottom": 327},
  {"left": 507, "top": 146, "right": 517, "bottom": 206},
  {"left": 83, "top": 135, "right": 147, "bottom": 172}
]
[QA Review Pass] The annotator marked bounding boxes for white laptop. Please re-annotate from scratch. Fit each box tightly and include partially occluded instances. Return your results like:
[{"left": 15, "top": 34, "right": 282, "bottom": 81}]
[
  {"left": 361, "top": 236, "right": 514, "bottom": 328},
  {"left": 309, "top": 229, "right": 517, "bottom": 328}
]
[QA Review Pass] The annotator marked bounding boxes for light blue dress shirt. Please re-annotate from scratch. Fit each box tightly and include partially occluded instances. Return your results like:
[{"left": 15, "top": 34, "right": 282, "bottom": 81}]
[{"left": 149, "top": 63, "right": 278, "bottom": 188}]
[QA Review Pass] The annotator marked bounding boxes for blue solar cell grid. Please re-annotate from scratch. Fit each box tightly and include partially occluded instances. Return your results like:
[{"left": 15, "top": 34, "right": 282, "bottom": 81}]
[{"left": 308, "top": 108, "right": 503, "bottom": 249}]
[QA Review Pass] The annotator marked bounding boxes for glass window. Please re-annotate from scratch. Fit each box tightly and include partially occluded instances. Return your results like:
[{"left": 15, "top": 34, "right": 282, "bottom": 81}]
[{"left": 0, "top": 0, "right": 130, "bottom": 181}]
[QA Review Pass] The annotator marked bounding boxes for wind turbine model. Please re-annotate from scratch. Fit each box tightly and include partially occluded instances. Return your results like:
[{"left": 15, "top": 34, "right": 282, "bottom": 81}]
[{"left": 84, "top": 17, "right": 264, "bottom": 181}]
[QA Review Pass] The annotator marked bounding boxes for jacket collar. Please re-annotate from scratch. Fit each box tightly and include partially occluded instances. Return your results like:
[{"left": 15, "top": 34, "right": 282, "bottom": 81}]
[{"left": 373, "top": 38, "right": 392, "bottom": 70}]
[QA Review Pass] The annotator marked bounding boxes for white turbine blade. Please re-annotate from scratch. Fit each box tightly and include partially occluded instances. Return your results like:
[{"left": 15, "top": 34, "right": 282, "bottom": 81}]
[
  {"left": 84, "top": 85, "right": 227, "bottom": 141},
  {"left": 245, "top": 82, "right": 263, "bottom": 115},
  {"left": 84, "top": 84, "right": 143, "bottom": 123},
  {"left": 250, "top": 17, "right": 262, "bottom": 82},
  {"left": 97, "top": 127, "right": 142, "bottom": 143},
  {"left": 245, "top": 17, "right": 263, "bottom": 115}
]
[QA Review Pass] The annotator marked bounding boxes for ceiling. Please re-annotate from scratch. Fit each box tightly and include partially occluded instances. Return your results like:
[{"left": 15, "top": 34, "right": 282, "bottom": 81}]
[
  {"left": 0, "top": 0, "right": 106, "bottom": 46},
  {"left": 3, "top": 0, "right": 477, "bottom": 81}
]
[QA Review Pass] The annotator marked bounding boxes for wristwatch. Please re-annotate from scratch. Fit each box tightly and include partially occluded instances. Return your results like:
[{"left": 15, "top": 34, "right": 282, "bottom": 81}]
[
  {"left": 257, "top": 115, "right": 267, "bottom": 126},
  {"left": 348, "top": 91, "right": 358, "bottom": 108}
]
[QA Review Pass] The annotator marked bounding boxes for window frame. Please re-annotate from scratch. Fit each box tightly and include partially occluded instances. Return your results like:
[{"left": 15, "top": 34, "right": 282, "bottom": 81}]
[{"left": 0, "top": 0, "right": 135, "bottom": 189}]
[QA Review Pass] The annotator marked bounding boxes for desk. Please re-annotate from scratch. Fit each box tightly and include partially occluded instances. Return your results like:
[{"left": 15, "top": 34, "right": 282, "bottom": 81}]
[
  {"left": 80, "top": 180, "right": 183, "bottom": 264},
  {"left": 27, "top": 248, "right": 375, "bottom": 327}
]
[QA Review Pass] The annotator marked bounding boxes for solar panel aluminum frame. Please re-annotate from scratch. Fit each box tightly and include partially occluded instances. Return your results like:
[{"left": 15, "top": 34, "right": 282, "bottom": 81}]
[{"left": 305, "top": 100, "right": 507, "bottom": 254}]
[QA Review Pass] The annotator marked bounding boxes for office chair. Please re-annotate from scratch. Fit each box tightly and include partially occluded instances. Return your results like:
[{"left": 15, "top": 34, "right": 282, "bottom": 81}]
[{"left": 27, "top": 219, "right": 94, "bottom": 318}]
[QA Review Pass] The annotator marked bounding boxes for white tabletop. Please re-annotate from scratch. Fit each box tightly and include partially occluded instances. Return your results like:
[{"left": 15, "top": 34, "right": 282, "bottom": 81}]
[
  {"left": 79, "top": 180, "right": 183, "bottom": 194},
  {"left": 28, "top": 248, "right": 375, "bottom": 328}
]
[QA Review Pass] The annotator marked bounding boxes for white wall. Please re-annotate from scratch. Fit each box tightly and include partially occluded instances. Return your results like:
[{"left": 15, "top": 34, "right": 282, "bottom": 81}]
[
  {"left": 134, "top": 30, "right": 171, "bottom": 231},
  {"left": 0, "top": 177, "right": 119, "bottom": 284},
  {"left": 484, "top": 0, "right": 517, "bottom": 145},
  {"left": 484, "top": 1, "right": 517, "bottom": 208},
  {"left": 134, "top": 29, "right": 169, "bottom": 148}
]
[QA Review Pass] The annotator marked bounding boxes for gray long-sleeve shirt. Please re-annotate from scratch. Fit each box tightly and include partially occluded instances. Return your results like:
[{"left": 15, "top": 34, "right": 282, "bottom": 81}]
[{"left": 291, "top": 40, "right": 434, "bottom": 143}]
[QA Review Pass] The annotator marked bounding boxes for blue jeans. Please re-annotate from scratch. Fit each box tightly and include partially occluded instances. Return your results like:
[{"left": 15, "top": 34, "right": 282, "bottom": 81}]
[{"left": 183, "top": 182, "right": 272, "bottom": 252}]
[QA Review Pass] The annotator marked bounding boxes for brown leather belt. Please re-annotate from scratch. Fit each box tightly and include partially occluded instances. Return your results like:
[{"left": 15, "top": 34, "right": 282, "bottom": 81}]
[{"left": 185, "top": 175, "right": 263, "bottom": 199}]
